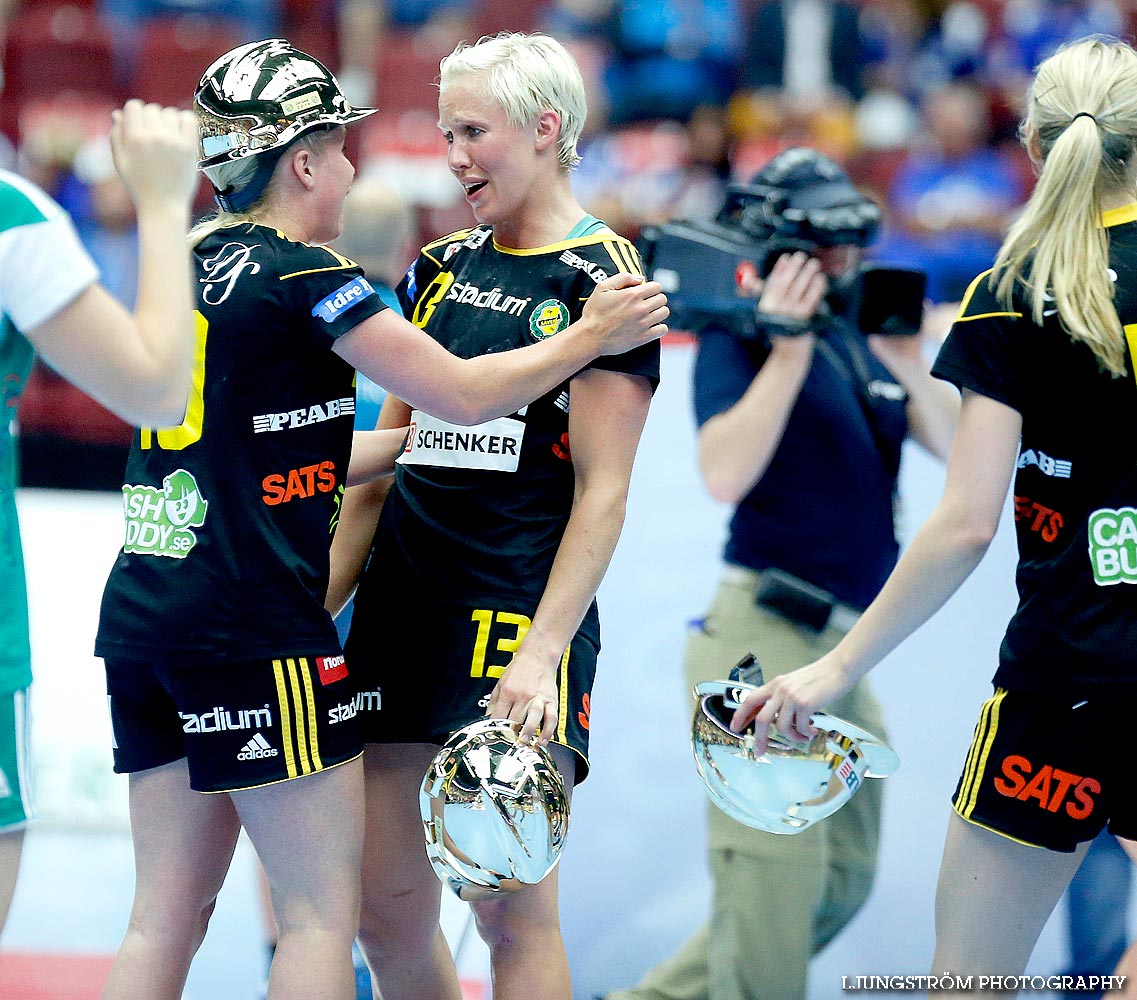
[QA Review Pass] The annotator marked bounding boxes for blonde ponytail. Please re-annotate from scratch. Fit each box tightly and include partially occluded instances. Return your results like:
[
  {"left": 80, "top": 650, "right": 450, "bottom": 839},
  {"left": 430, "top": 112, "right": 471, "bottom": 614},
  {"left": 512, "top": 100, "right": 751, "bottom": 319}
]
[{"left": 992, "top": 36, "right": 1137, "bottom": 377}]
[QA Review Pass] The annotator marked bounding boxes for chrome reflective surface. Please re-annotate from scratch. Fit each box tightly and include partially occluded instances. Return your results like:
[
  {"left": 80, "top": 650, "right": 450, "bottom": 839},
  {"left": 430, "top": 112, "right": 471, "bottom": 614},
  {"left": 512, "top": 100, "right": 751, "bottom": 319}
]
[
  {"left": 421, "top": 718, "right": 570, "bottom": 900},
  {"left": 691, "top": 678, "right": 899, "bottom": 835}
]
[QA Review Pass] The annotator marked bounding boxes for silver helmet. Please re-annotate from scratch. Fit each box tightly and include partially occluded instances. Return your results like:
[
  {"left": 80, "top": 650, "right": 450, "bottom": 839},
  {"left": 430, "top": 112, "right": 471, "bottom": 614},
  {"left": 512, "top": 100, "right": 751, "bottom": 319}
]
[
  {"left": 420, "top": 718, "right": 570, "bottom": 901},
  {"left": 691, "top": 660, "right": 898, "bottom": 835},
  {"left": 194, "top": 38, "right": 376, "bottom": 171}
]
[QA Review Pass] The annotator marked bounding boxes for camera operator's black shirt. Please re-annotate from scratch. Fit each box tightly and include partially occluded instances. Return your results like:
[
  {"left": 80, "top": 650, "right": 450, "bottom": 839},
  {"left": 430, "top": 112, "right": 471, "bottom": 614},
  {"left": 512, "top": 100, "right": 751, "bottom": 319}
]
[
  {"left": 693, "top": 319, "right": 908, "bottom": 609},
  {"left": 932, "top": 204, "right": 1137, "bottom": 695}
]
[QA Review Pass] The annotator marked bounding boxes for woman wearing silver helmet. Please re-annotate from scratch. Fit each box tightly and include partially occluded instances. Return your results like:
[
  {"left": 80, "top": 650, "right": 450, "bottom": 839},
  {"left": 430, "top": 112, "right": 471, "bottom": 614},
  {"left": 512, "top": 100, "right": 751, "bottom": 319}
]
[
  {"left": 734, "top": 35, "right": 1137, "bottom": 993},
  {"left": 328, "top": 30, "right": 660, "bottom": 1000},
  {"left": 93, "top": 38, "right": 667, "bottom": 1000}
]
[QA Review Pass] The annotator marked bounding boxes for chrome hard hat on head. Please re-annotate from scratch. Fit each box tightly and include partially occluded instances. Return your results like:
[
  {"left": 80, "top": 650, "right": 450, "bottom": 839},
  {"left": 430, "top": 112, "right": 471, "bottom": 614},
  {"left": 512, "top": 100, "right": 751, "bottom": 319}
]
[
  {"left": 194, "top": 38, "right": 376, "bottom": 170},
  {"left": 420, "top": 718, "right": 570, "bottom": 901},
  {"left": 691, "top": 655, "right": 898, "bottom": 835}
]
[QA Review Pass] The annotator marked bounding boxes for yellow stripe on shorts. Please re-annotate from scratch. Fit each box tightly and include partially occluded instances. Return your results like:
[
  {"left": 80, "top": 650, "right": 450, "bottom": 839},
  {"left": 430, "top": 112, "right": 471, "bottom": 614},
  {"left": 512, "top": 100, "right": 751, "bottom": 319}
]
[
  {"left": 555, "top": 645, "right": 572, "bottom": 745},
  {"left": 955, "top": 688, "right": 1007, "bottom": 819},
  {"left": 285, "top": 658, "right": 313, "bottom": 776},
  {"left": 272, "top": 659, "right": 299, "bottom": 779},
  {"left": 298, "top": 657, "right": 323, "bottom": 771}
]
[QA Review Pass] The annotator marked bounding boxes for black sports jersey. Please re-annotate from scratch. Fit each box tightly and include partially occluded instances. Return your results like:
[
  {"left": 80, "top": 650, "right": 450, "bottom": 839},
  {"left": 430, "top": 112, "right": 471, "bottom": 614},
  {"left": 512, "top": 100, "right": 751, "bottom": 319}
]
[
  {"left": 96, "top": 223, "right": 388, "bottom": 659},
  {"left": 362, "top": 222, "right": 660, "bottom": 648},
  {"left": 932, "top": 204, "right": 1137, "bottom": 695},
  {"left": 693, "top": 320, "right": 908, "bottom": 610}
]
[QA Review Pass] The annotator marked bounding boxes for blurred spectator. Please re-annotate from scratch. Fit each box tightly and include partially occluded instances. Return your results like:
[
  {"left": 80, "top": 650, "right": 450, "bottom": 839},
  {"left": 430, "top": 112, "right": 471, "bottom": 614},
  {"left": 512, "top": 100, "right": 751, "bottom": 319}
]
[
  {"left": 14, "top": 100, "right": 96, "bottom": 203},
  {"left": 668, "top": 103, "right": 734, "bottom": 221},
  {"left": 908, "top": 1, "right": 992, "bottom": 95},
  {"left": 71, "top": 136, "right": 138, "bottom": 308},
  {"left": 98, "top": 0, "right": 279, "bottom": 87},
  {"left": 334, "top": 0, "right": 385, "bottom": 107},
  {"left": 333, "top": 174, "right": 417, "bottom": 438},
  {"left": 573, "top": 107, "right": 733, "bottom": 242},
  {"left": 743, "top": 0, "right": 868, "bottom": 103},
  {"left": 985, "top": 0, "right": 1127, "bottom": 141},
  {"left": 990, "top": 0, "right": 1126, "bottom": 85},
  {"left": 99, "top": 0, "right": 277, "bottom": 39},
  {"left": 385, "top": 0, "right": 473, "bottom": 47},
  {"left": 727, "top": 89, "right": 860, "bottom": 180},
  {"left": 859, "top": 0, "right": 939, "bottom": 99},
  {"left": 541, "top": 0, "right": 610, "bottom": 40},
  {"left": 873, "top": 81, "right": 1027, "bottom": 303},
  {"left": 600, "top": 0, "right": 742, "bottom": 126}
]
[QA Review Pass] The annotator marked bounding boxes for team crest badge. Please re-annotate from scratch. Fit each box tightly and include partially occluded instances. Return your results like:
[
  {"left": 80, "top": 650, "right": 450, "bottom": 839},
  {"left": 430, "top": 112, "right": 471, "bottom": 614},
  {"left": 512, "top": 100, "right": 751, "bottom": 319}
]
[{"left": 529, "top": 299, "right": 570, "bottom": 340}]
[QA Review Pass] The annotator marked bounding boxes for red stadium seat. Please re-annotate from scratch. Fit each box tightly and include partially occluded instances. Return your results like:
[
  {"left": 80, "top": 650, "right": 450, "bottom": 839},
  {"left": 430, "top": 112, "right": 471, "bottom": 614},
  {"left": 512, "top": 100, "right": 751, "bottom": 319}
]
[
  {"left": 129, "top": 16, "right": 242, "bottom": 108},
  {"left": 475, "top": 0, "right": 540, "bottom": 37},
  {"left": 2, "top": 3, "right": 118, "bottom": 137},
  {"left": 374, "top": 32, "right": 446, "bottom": 116},
  {"left": 280, "top": 0, "right": 339, "bottom": 68}
]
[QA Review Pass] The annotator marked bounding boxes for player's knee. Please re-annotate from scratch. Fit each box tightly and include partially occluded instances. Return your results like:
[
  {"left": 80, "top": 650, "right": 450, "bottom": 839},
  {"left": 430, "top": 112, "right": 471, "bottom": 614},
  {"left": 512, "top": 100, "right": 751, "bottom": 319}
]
[
  {"left": 357, "top": 891, "right": 438, "bottom": 961},
  {"left": 470, "top": 890, "right": 557, "bottom": 953}
]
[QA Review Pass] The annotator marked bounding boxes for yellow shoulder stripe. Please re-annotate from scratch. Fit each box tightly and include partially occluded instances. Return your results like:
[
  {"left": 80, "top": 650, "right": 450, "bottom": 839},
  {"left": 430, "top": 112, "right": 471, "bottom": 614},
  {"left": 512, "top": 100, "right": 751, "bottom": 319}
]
[
  {"left": 279, "top": 263, "right": 356, "bottom": 281},
  {"left": 954, "top": 268, "right": 1020, "bottom": 323}
]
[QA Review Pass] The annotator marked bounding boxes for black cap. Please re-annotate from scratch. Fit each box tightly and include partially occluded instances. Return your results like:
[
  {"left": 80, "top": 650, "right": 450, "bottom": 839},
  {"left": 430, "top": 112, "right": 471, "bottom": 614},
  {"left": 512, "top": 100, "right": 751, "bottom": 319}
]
[{"left": 750, "top": 147, "right": 863, "bottom": 211}]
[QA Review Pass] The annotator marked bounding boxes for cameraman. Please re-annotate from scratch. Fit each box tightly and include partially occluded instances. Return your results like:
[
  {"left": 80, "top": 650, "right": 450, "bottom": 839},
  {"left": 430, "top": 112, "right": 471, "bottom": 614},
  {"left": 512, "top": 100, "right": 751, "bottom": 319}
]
[{"left": 608, "top": 148, "right": 958, "bottom": 1000}]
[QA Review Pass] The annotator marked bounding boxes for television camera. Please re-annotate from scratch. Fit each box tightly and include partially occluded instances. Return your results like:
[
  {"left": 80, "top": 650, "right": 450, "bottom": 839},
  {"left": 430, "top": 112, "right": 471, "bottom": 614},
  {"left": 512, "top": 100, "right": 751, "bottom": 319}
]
[{"left": 639, "top": 181, "right": 926, "bottom": 340}]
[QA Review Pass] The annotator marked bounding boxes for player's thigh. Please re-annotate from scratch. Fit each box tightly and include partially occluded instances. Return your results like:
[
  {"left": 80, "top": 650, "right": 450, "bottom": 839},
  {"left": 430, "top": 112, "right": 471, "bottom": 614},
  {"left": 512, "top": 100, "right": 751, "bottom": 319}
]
[{"left": 233, "top": 756, "right": 364, "bottom": 927}]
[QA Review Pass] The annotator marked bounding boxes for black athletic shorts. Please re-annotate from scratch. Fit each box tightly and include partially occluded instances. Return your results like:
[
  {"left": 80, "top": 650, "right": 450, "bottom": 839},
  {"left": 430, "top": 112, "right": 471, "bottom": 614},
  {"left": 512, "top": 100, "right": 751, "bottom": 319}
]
[
  {"left": 105, "top": 654, "right": 365, "bottom": 793},
  {"left": 345, "top": 598, "right": 597, "bottom": 783},
  {"left": 952, "top": 687, "right": 1137, "bottom": 852}
]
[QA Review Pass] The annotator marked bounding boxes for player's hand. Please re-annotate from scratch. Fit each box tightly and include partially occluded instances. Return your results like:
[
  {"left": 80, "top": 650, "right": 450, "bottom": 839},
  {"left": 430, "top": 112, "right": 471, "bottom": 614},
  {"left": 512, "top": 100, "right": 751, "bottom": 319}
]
[
  {"left": 729, "top": 654, "right": 855, "bottom": 754},
  {"left": 111, "top": 100, "right": 199, "bottom": 212},
  {"left": 582, "top": 273, "right": 669, "bottom": 355},
  {"left": 485, "top": 651, "right": 560, "bottom": 747}
]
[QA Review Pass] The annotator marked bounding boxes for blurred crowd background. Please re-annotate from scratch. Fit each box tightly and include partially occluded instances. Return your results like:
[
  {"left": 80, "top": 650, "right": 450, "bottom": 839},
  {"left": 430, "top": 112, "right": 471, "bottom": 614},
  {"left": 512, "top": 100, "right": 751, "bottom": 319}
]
[{"left": 2, "top": 0, "right": 1133, "bottom": 489}]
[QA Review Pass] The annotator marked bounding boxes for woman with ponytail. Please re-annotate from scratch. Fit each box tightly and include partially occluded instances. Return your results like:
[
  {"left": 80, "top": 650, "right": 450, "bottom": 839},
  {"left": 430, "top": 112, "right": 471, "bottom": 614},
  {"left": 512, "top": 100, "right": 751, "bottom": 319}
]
[{"left": 730, "top": 34, "right": 1137, "bottom": 993}]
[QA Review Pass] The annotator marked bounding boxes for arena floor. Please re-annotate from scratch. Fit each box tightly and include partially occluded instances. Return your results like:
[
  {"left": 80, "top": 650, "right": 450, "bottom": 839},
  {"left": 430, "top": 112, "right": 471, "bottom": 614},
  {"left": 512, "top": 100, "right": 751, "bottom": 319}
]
[{"left": 1, "top": 340, "right": 1117, "bottom": 999}]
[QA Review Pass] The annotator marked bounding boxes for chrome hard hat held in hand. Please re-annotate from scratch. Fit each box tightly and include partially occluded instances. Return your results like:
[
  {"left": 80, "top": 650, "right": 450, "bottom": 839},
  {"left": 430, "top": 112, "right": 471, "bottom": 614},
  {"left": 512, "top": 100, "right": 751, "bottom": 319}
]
[
  {"left": 421, "top": 718, "right": 570, "bottom": 901},
  {"left": 691, "top": 655, "right": 898, "bottom": 835}
]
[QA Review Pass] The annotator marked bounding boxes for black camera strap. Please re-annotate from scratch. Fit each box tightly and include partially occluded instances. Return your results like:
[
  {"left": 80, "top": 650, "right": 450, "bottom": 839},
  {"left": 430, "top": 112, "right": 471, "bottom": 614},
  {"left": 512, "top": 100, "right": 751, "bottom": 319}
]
[{"left": 814, "top": 324, "right": 904, "bottom": 480}]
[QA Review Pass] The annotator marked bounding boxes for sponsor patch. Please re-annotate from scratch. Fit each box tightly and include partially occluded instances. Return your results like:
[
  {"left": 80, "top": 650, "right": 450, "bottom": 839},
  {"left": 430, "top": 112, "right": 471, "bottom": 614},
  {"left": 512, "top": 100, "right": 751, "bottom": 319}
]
[
  {"left": 262, "top": 461, "right": 337, "bottom": 505},
  {"left": 444, "top": 279, "right": 532, "bottom": 317},
  {"left": 529, "top": 298, "right": 570, "bottom": 339},
  {"left": 313, "top": 277, "right": 377, "bottom": 323},
  {"left": 1088, "top": 506, "right": 1137, "bottom": 585},
  {"left": 253, "top": 397, "right": 355, "bottom": 433},
  {"left": 122, "top": 469, "right": 208, "bottom": 558},
  {"left": 559, "top": 248, "right": 609, "bottom": 283},
  {"left": 993, "top": 754, "right": 1099, "bottom": 819},
  {"left": 181, "top": 704, "right": 273, "bottom": 734},
  {"left": 1014, "top": 495, "right": 1064, "bottom": 543},
  {"left": 1018, "top": 448, "right": 1072, "bottom": 478},
  {"left": 398, "top": 409, "right": 524, "bottom": 473},
  {"left": 317, "top": 654, "right": 349, "bottom": 686},
  {"left": 237, "top": 733, "right": 279, "bottom": 761},
  {"left": 330, "top": 688, "right": 382, "bottom": 723}
]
